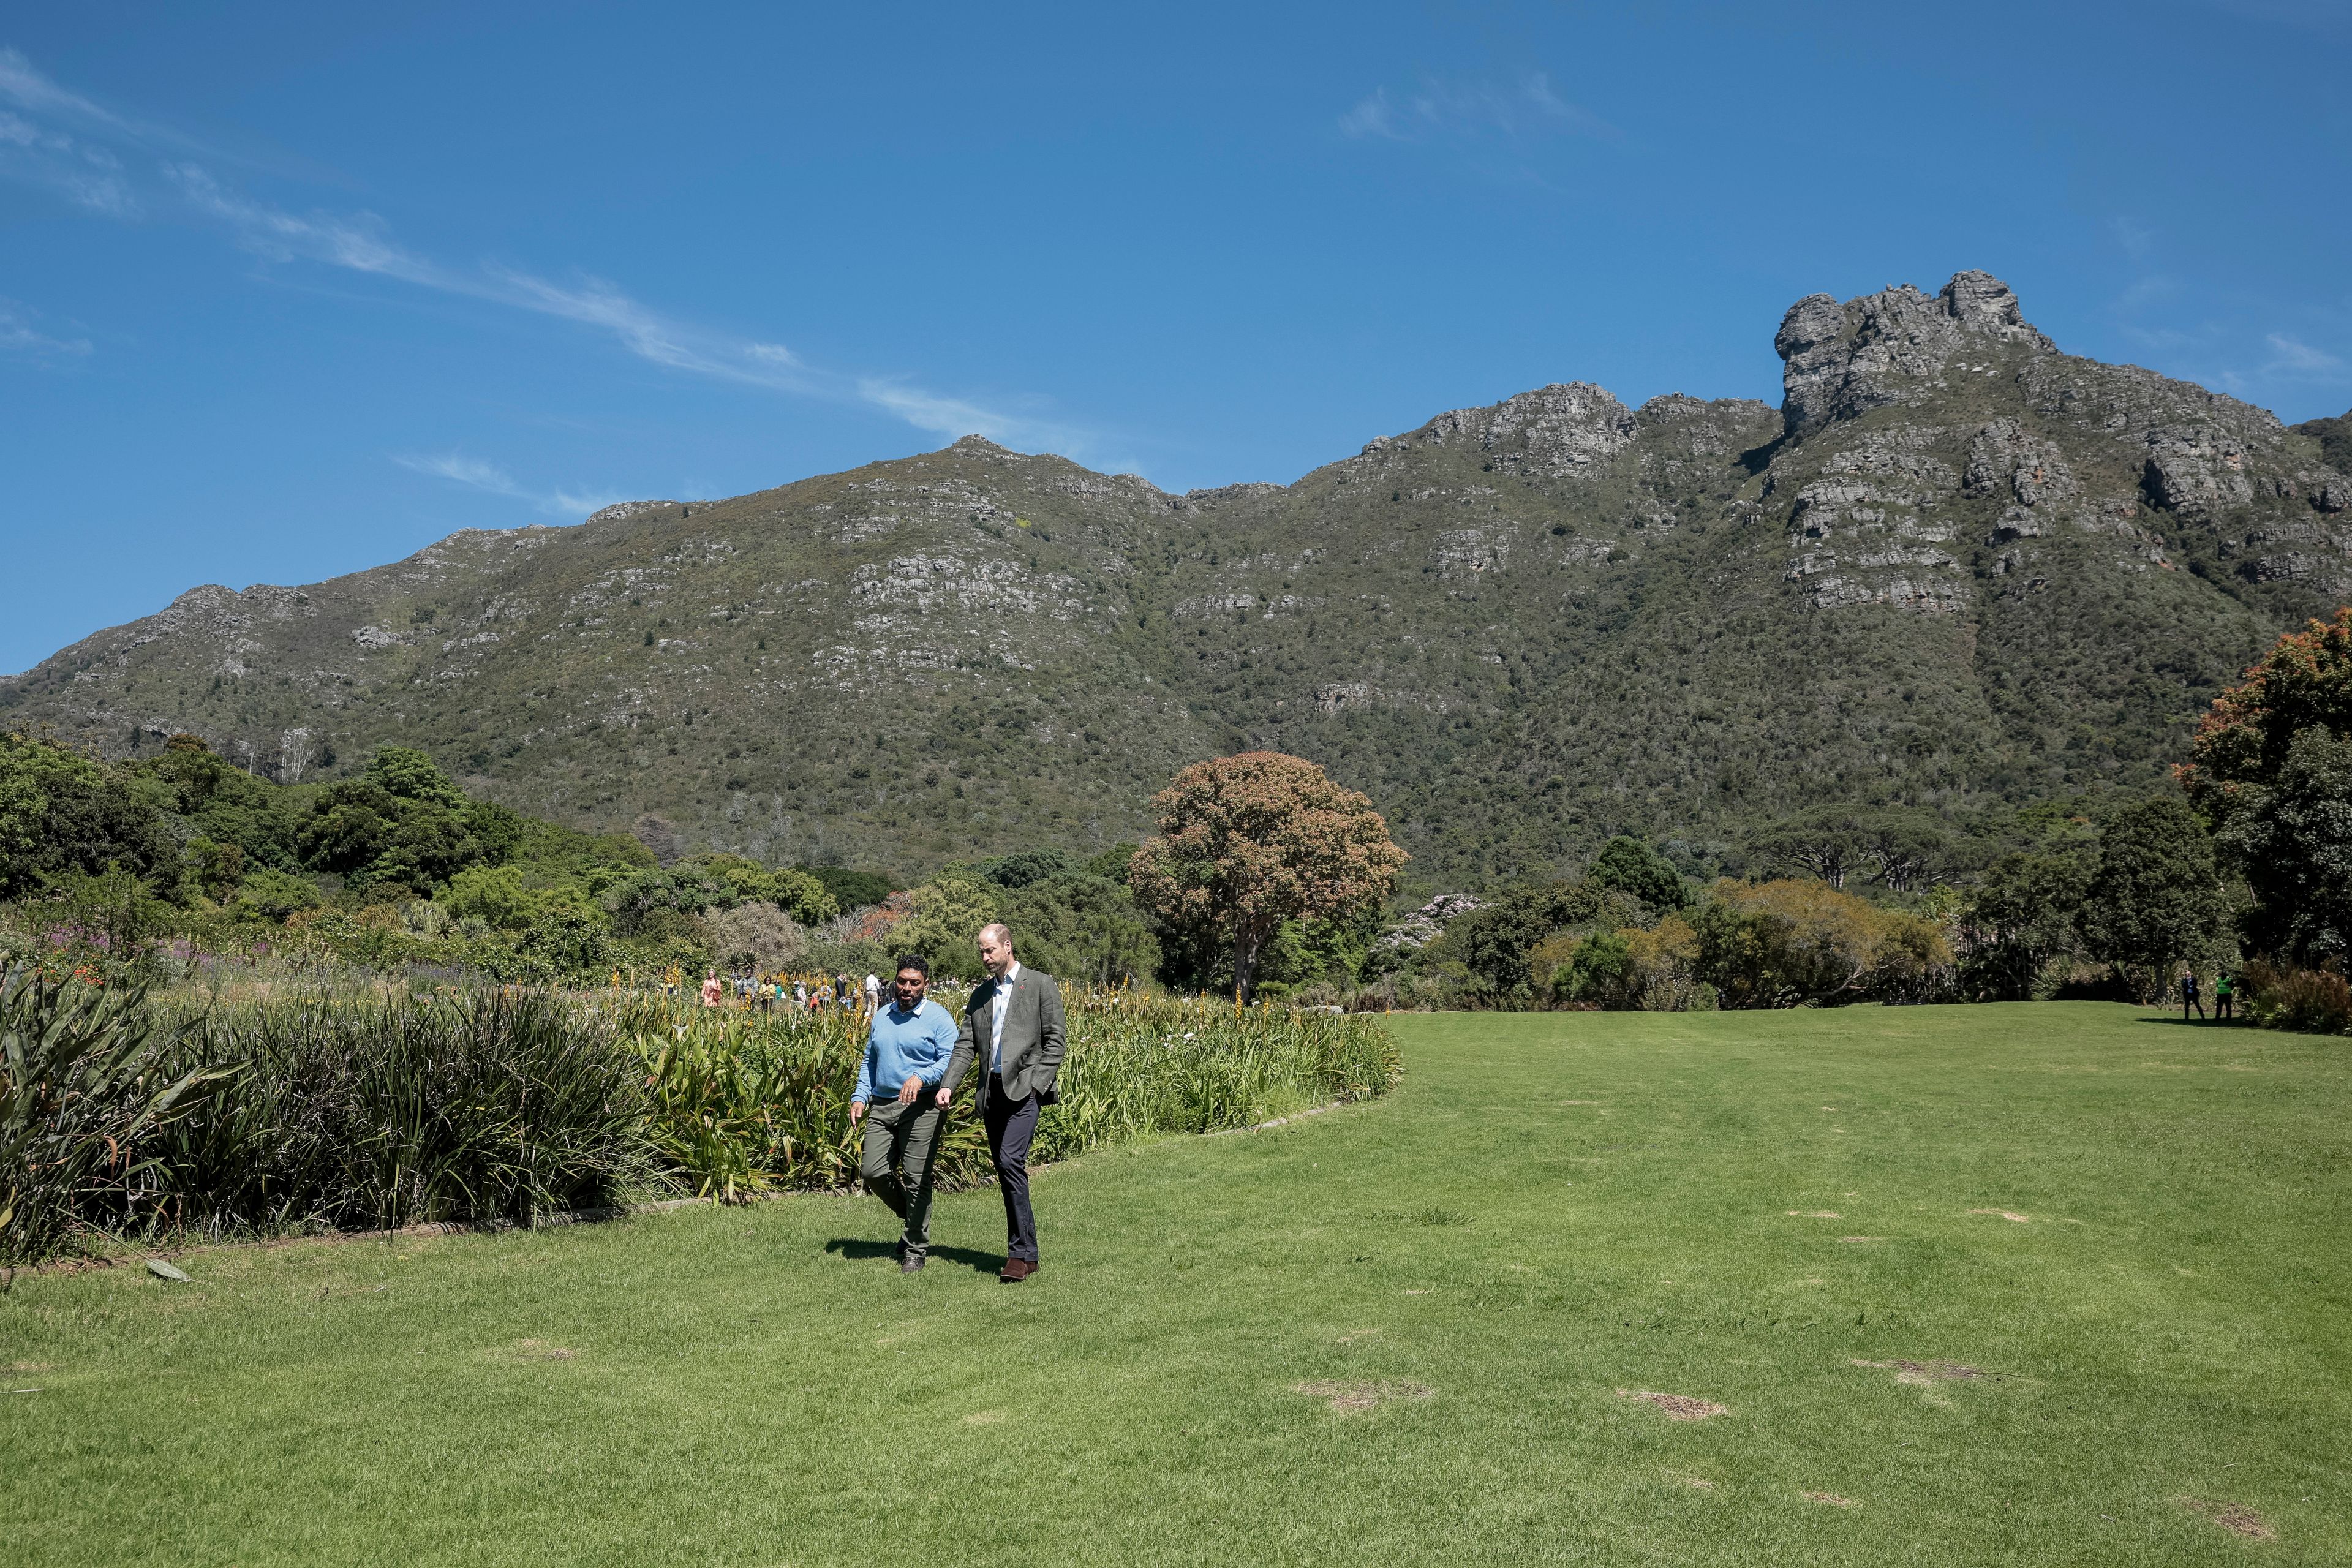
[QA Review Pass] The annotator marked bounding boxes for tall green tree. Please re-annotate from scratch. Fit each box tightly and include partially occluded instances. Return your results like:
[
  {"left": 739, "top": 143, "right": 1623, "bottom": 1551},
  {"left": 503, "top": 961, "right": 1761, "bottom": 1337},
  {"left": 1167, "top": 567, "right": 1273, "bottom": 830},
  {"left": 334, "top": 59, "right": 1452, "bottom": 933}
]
[
  {"left": 2180, "top": 606, "right": 2352, "bottom": 809},
  {"left": 1585, "top": 837, "right": 1689, "bottom": 910},
  {"left": 887, "top": 876, "right": 1000, "bottom": 979},
  {"left": 997, "top": 874, "right": 1160, "bottom": 987},
  {"left": 1958, "top": 847, "right": 2096, "bottom": 1000},
  {"left": 1449, "top": 882, "right": 1600, "bottom": 999},
  {"left": 2215, "top": 726, "right": 2352, "bottom": 964},
  {"left": 2076, "top": 798, "right": 2228, "bottom": 1000},
  {"left": 2181, "top": 608, "right": 2352, "bottom": 964},
  {"left": 0, "top": 734, "right": 178, "bottom": 900}
]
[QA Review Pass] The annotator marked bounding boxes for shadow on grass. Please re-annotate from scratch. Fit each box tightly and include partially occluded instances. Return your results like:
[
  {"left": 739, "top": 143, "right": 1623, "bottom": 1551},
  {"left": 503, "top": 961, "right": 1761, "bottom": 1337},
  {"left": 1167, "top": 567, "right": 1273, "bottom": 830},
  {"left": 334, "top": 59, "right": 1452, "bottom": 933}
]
[
  {"left": 2130, "top": 1016, "right": 2248, "bottom": 1028},
  {"left": 824, "top": 1237, "right": 1004, "bottom": 1275}
]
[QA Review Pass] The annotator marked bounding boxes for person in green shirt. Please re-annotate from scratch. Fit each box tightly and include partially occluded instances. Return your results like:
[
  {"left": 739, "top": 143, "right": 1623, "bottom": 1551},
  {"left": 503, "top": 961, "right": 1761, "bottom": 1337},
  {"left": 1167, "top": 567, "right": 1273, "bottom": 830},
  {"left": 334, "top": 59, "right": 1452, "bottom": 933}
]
[{"left": 2214, "top": 970, "right": 2235, "bottom": 1022}]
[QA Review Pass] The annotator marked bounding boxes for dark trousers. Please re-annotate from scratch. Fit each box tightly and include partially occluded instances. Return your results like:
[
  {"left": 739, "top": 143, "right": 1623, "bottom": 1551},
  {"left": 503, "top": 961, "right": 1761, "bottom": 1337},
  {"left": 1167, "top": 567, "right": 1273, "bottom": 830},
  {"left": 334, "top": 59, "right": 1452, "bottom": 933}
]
[
  {"left": 2215, "top": 995, "right": 2233, "bottom": 1020},
  {"left": 2184, "top": 993, "right": 2205, "bottom": 1019},
  {"left": 984, "top": 1074, "right": 1041, "bottom": 1264},
  {"left": 861, "top": 1091, "right": 944, "bottom": 1259}
]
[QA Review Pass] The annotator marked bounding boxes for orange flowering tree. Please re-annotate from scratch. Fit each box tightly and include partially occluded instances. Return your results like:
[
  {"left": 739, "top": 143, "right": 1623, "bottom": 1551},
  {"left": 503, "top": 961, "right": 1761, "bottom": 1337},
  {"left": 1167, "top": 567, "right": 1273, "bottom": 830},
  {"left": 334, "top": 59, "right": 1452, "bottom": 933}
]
[
  {"left": 2179, "top": 606, "right": 2352, "bottom": 812},
  {"left": 1128, "top": 752, "right": 1406, "bottom": 1001},
  {"left": 2180, "top": 606, "right": 2352, "bottom": 963}
]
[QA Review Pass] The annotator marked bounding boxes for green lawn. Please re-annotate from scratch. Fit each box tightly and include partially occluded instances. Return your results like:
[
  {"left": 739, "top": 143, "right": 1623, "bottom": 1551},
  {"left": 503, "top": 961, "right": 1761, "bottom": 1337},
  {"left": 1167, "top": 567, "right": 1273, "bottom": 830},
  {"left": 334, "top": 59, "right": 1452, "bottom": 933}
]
[{"left": 4, "top": 1004, "right": 2346, "bottom": 1566}]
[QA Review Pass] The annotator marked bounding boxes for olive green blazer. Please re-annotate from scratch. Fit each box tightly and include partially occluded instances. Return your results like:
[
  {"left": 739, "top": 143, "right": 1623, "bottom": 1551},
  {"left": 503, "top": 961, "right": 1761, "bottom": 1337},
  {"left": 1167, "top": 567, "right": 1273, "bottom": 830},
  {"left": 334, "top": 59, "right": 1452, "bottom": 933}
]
[{"left": 943, "top": 966, "right": 1066, "bottom": 1106}]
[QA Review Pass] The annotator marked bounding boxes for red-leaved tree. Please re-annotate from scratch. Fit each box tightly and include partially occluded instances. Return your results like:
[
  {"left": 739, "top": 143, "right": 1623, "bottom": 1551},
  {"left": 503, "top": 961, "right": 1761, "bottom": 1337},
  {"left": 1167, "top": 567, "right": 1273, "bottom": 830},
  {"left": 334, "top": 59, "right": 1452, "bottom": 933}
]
[
  {"left": 2179, "top": 606, "right": 2352, "bottom": 813},
  {"left": 1128, "top": 752, "right": 1406, "bottom": 1001}
]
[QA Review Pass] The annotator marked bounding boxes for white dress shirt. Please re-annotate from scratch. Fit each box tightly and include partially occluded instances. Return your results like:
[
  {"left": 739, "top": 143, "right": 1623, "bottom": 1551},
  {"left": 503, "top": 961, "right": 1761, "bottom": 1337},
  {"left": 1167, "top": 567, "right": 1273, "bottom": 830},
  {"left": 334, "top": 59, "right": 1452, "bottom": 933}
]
[{"left": 990, "top": 962, "right": 1022, "bottom": 1073}]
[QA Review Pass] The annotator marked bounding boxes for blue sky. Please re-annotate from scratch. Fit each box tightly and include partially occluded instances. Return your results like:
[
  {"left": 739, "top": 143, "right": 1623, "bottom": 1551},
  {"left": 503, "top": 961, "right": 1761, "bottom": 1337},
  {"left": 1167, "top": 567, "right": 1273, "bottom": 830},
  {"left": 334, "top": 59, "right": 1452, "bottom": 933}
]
[{"left": 4, "top": 0, "right": 2348, "bottom": 674}]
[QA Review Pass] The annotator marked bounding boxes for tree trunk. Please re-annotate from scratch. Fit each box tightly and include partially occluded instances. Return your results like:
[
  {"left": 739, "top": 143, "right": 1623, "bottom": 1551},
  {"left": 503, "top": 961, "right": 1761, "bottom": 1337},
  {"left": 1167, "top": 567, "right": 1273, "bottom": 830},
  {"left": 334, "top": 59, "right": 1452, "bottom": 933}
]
[{"left": 1233, "top": 926, "right": 1264, "bottom": 1004}]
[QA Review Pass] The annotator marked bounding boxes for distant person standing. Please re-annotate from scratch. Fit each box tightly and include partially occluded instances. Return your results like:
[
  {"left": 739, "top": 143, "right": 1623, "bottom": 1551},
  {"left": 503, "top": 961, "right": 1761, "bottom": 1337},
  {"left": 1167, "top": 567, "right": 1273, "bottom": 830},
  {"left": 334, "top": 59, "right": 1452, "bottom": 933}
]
[
  {"left": 794, "top": 978, "right": 809, "bottom": 1011},
  {"left": 850, "top": 956, "right": 960, "bottom": 1273},
  {"left": 940, "top": 924, "right": 1065, "bottom": 1282},
  {"left": 701, "top": 969, "right": 723, "bottom": 1008},
  {"left": 2214, "top": 970, "right": 2234, "bottom": 1022},
  {"left": 2180, "top": 968, "right": 2204, "bottom": 1021},
  {"left": 864, "top": 971, "right": 881, "bottom": 1014}
]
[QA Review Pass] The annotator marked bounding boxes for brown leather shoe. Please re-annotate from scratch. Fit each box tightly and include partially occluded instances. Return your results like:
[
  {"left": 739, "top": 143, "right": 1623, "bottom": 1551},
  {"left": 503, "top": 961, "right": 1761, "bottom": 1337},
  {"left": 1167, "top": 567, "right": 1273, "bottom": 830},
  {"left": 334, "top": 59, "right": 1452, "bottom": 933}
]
[{"left": 998, "top": 1258, "right": 1035, "bottom": 1282}]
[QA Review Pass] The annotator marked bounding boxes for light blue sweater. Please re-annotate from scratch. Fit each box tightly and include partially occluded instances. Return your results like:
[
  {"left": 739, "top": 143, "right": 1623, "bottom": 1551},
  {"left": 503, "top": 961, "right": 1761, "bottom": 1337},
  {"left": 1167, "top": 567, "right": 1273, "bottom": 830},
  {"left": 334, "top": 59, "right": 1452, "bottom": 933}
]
[{"left": 853, "top": 998, "right": 959, "bottom": 1106}]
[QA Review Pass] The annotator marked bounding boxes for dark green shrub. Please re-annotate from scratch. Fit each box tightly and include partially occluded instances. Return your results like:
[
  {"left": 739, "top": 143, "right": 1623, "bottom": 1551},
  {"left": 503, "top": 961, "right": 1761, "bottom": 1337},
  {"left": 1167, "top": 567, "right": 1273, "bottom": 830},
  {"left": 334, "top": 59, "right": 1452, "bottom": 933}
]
[
  {"left": 153, "top": 990, "right": 648, "bottom": 1234},
  {"left": 2241, "top": 960, "right": 2352, "bottom": 1036},
  {"left": 1, "top": 969, "right": 230, "bottom": 1270}
]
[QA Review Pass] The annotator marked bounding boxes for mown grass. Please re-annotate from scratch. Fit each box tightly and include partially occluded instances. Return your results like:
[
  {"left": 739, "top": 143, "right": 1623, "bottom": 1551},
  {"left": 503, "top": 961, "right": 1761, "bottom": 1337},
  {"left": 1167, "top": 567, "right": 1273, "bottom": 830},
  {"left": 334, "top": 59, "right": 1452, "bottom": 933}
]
[{"left": 3, "top": 1003, "right": 2346, "bottom": 1566}]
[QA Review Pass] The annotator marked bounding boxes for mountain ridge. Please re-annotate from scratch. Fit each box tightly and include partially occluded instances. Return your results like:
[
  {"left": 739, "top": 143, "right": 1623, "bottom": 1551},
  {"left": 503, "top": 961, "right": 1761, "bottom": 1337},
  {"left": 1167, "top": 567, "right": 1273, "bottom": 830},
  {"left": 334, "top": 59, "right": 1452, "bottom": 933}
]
[{"left": 7, "top": 271, "right": 2348, "bottom": 888}]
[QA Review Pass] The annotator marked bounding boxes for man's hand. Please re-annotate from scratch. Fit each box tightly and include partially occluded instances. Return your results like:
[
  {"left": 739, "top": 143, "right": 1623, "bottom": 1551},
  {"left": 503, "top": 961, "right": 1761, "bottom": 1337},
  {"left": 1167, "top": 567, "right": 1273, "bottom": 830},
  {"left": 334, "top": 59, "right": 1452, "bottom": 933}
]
[
  {"left": 897, "top": 1074, "right": 922, "bottom": 1105},
  {"left": 933, "top": 1087, "right": 952, "bottom": 1110},
  {"left": 849, "top": 1099, "right": 865, "bottom": 1123}
]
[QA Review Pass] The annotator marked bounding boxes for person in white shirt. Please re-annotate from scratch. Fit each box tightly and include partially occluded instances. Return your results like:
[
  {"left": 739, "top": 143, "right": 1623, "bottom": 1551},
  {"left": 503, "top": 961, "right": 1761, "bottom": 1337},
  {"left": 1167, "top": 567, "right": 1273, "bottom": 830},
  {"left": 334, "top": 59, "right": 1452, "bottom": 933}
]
[{"left": 938, "top": 924, "right": 1065, "bottom": 1281}]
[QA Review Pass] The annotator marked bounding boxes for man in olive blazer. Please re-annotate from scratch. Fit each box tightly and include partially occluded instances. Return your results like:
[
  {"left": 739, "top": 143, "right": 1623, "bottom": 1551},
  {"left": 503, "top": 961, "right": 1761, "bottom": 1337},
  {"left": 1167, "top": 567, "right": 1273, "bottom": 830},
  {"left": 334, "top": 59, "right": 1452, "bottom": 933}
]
[{"left": 938, "top": 922, "right": 1065, "bottom": 1281}]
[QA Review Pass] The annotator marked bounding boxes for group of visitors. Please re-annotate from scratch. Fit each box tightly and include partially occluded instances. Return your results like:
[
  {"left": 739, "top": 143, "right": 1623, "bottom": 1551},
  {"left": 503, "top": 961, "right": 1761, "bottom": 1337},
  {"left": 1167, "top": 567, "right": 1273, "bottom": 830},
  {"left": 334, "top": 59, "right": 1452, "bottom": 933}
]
[
  {"left": 850, "top": 922, "right": 1064, "bottom": 1283},
  {"left": 696, "top": 967, "right": 882, "bottom": 1014}
]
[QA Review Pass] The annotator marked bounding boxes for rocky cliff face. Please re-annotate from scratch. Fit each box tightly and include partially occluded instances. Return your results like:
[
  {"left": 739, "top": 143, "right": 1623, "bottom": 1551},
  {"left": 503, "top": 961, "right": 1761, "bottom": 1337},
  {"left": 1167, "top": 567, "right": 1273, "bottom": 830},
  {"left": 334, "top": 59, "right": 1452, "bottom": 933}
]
[{"left": 6, "top": 273, "right": 2347, "bottom": 884}]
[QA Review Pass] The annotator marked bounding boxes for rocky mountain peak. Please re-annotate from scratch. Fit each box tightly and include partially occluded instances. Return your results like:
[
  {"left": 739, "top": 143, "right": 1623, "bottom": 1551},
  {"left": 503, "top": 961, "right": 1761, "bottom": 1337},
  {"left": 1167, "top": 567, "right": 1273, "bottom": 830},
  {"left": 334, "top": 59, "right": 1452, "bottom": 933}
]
[
  {"left": 1776, "top": 270, "right": 2056, "bottom": 438},
  {"left": 583, "top": 499, "right": 688, "bottom": 527},
  {"left": 1411, "top": 382, "right": 1637, "bottom": 477}
]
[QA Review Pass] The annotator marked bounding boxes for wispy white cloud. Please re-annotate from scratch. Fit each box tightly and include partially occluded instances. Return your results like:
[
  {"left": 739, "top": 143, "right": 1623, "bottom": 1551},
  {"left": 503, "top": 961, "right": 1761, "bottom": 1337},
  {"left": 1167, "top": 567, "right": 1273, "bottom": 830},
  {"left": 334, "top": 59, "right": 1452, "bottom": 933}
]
[
  {"left": 0, "top": 47, "right": 132, "bottom": 131},
  {"left": 2106, "top": 218, "right": 2349, "bottom": 409},
  {"left": 394, "top": 452, "right": 629, "bottom": 519},
  {"left": 484, "top": 266, "right": 813, "bottom": 390},
  {"left": 2260, "top": 333, "right": 2344, "bottom": 375},
  {"left": 0, "top": 50, "right": 1125, "bottom": 473},
  {"left": 0, "top": 298, "right": 93, "bottom": 360},
  {"left": 0, "top": 104, "right": 137, "bottom": 214},
  {"left": 855, "top": 376, "right": 1123, "bottom": 464},
  {"left": 1340, "top": 72, "right": 1615, "bottom": 145},
  {"left": 167, "top": 162, "right": 445, "bottom": 283}
]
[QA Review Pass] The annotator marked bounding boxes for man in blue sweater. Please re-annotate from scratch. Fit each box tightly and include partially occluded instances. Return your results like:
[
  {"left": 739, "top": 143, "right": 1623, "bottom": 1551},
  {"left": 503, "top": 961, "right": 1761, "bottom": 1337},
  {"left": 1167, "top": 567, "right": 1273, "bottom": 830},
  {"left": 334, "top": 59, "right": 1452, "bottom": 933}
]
[{"left": 850, "top": 954, "right": 962, "bottom": 1272}]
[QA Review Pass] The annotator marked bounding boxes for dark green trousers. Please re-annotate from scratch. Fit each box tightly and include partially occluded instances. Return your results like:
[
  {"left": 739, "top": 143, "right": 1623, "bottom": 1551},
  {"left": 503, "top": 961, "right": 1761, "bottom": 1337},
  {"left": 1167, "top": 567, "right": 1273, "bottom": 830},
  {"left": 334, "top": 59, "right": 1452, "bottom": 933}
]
[{"left": 860, "top": 1091, "right": 944, "bottom": 1258}]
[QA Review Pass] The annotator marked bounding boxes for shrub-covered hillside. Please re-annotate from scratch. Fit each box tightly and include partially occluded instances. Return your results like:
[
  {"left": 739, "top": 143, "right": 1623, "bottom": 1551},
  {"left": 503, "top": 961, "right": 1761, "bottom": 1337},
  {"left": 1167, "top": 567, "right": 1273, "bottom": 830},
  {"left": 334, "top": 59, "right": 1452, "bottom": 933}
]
[{"left": 7, "top": 274, "right": 2348, "bottom": 888}]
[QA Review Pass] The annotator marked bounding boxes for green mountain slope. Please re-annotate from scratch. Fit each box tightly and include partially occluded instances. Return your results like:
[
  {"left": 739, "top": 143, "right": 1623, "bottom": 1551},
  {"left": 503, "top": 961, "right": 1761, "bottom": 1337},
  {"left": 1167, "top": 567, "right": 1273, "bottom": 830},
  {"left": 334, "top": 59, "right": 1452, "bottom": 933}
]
[{"left": 7, "top": 272, "right": 2348, "bottom": 888}]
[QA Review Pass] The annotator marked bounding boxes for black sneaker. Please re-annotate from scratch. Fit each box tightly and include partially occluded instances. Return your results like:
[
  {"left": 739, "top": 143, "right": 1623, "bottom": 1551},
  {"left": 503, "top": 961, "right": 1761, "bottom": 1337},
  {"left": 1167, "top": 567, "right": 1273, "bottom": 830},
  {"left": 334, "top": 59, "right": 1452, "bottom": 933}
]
[{"left": 900, "top": 1254, "right": 925, "bottom": 1273}]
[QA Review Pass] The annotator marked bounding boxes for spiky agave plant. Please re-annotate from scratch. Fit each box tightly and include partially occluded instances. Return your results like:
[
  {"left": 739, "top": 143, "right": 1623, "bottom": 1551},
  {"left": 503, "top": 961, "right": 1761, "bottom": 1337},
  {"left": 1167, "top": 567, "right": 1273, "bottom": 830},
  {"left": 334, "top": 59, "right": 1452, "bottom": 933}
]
[
  {"left": 0, "top": 966, "right": 235, "bottom": 1273},
  {"left": 146, "top": 989, "right": 647, "bottom": 1234}
]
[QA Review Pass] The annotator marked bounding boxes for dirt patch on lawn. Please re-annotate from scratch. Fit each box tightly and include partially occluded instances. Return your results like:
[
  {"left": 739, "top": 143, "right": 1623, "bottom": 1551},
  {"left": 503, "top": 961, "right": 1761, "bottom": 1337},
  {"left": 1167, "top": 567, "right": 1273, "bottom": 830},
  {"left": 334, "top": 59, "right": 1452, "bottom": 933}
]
[
  {"left": 1969, "top": 1208, "right": 2033, "bottom": 1223},
  {"left": 510, "top": 1339, "right": 578, "bottom": 1361},
  {"left": 1786, "top": 1210, "right": 1843, "bottom": 1219},
  {"left": 1852, "top": 1357, "right": 1986, "bottom": 1386},
  {"left": 1802, "top": 1491, "right": 1858, "bottom": 1508},
  {"left": 2184, "top": 1499, "right": 2276, "bottom": 1540},
  {"left": 1838, "top": 1236, "right": 1883, "bottom": 1243},
  {"left": 1617, "top": 1389, "right": 1728, "bottom": 1421},
  {"left": 1295, "top": 1380, "right": 1433, "bottom": 1415}
]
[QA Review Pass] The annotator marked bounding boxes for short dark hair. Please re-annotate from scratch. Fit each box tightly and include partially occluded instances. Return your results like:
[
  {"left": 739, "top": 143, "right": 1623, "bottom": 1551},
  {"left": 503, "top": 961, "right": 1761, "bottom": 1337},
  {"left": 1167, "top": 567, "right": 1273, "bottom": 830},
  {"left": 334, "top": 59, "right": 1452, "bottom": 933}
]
[{"left": 893, "top": 954, "right": 930, "bottom": 979}]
